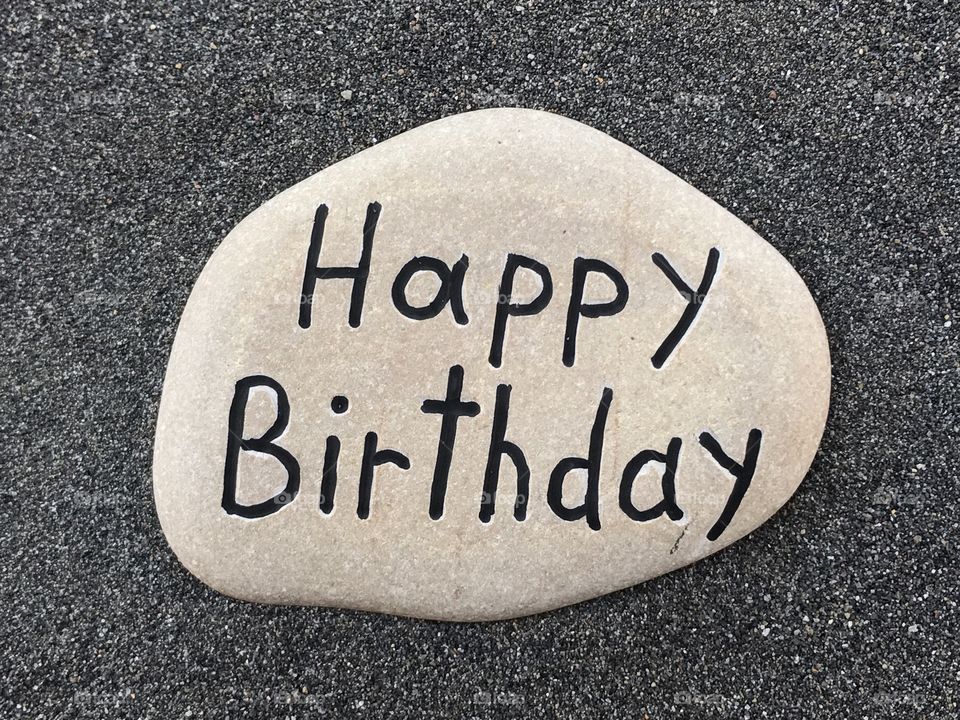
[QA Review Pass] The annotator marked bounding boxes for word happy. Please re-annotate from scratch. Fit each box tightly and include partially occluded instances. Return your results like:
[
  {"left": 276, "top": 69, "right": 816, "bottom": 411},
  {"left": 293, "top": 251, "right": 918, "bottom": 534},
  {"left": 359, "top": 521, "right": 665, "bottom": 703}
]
[{"left": 222, "top": 203, "right": 763, "bottom": 541}]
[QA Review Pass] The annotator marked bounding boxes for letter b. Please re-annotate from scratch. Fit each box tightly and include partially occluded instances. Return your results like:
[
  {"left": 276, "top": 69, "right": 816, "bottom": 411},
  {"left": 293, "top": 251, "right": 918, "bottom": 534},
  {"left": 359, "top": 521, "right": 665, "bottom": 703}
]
[{"left": 222, "top": 375, "right": 301, "bottom": 518}]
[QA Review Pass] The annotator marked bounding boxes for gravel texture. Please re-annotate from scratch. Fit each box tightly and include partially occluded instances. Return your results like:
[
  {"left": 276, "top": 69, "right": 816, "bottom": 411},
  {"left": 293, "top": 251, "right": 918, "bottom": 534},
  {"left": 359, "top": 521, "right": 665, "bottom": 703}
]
[{"left": 2, "top": 1, "right": 957, "bottom": 718}]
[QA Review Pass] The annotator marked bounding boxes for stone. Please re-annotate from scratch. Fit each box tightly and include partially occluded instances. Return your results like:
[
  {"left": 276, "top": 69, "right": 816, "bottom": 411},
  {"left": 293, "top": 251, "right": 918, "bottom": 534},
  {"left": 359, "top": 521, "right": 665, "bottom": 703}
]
[{"left": 153, "top": 108, "right": 831, "bottom": 621}]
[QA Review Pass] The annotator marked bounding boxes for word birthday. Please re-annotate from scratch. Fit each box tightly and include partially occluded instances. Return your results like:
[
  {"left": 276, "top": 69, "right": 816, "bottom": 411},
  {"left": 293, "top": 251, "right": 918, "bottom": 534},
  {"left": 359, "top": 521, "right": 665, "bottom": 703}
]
[{"left": 222, "top": 202, "right": 764, "bottom": 542}]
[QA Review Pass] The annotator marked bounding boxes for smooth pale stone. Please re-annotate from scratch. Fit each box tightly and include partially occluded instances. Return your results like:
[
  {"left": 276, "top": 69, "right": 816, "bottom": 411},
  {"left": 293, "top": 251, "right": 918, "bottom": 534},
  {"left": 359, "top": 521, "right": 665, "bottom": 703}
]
[{"left": 153, "top": 109, "right": 831, "bottom": 621}]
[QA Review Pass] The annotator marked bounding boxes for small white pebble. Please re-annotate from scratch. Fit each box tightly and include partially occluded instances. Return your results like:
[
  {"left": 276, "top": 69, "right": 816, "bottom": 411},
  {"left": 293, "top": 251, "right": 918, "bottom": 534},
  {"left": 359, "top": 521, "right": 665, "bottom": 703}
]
[{"left": 340, "top": 90, "right": 353, "bottom": 100}]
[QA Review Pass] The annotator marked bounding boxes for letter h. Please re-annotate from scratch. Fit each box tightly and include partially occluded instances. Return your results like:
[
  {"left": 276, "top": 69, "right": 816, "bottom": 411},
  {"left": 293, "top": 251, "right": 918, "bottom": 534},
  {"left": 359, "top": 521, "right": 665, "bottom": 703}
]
[{"left": 298, "top": 202, "right": 381, "bottom": 329}]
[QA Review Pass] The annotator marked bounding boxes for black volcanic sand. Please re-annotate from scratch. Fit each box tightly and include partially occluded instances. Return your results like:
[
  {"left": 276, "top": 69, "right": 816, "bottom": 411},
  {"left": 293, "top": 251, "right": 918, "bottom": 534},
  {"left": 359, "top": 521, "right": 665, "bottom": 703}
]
[{"left": 2, "top": 1, "right": 957, "bottom": 718}]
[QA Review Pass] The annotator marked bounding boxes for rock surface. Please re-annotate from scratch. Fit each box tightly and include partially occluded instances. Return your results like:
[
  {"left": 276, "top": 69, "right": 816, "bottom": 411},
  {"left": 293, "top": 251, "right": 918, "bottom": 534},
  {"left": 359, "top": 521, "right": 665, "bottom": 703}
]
[{"left": 153, "top": 109, "right": 830, "bottom": 621}]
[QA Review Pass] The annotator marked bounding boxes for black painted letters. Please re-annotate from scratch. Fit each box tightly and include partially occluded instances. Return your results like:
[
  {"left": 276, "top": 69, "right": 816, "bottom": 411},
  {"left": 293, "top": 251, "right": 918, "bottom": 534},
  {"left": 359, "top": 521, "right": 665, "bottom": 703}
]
[
  {"left": 619, "top": 437, "right": 684, "bottom": 522},
  {"left": 479, "top": 384, "right": 530, "bottom": 523},
  {"left": 357, "top": 432, "right": 411, "bottom": 519},
  {"left": 392, "top": 255, "right": 470, "bottom": 324},
  {"left": 299, "top": 202, "right": 381, "bottom": 329},
  {"left": 651, "top": 247, "right": 720, "bottom": 368},
  {"left": 699, "top": 428, "right": 762, "bottom": 541},
  {"left": 218, "top": 203, "right": 769, "bottom": 541},
  {"left": 563, "top": 258, "right": 629, "bottom": 367},
  {"left": 546, "top": 387, "right": 613, "bottom": 531},
  {"left": 421, "top": 365, "right": 481, "bottom": 520},
  {"left": 222, "top": 375, "right": 301, "bottom": 519},
  {"left": 488, "top": 254, "right": 553, "bottom": 368}
]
